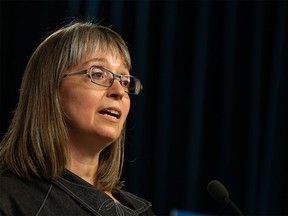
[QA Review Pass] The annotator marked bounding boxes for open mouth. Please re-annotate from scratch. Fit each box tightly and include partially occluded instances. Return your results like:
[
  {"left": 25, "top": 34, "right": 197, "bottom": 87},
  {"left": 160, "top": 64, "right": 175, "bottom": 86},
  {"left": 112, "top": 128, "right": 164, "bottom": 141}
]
[{"left": 99, "top": 109, "right": 121, "bottom": 119}]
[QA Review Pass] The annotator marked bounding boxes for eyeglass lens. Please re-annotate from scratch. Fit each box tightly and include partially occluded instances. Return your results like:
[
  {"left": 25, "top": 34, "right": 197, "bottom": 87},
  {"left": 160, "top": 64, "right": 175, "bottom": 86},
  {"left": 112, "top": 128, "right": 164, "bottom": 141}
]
[{"left": 89, "top": 67, "right": 139, "bottom": 94}]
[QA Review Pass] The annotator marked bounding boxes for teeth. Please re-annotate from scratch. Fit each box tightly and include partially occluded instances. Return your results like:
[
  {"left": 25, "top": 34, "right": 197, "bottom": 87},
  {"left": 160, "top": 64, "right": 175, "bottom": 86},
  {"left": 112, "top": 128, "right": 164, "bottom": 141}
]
[{"left": 107, "top": 109, "right": 119, "bottom": 116}]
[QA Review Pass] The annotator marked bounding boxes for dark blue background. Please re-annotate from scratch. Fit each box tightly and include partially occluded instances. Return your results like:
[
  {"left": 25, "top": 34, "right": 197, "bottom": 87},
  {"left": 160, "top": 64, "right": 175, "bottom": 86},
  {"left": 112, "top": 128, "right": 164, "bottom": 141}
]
[{"left": 0, "top": 0, "right": 287, "bottom": 215}]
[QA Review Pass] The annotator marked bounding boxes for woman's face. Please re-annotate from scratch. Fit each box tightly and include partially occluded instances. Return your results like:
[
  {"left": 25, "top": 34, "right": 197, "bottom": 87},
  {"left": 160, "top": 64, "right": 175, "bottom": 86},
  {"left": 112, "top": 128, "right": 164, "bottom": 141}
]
[{"left": 60, "top": 51, "right": 130, "bottom": 150}]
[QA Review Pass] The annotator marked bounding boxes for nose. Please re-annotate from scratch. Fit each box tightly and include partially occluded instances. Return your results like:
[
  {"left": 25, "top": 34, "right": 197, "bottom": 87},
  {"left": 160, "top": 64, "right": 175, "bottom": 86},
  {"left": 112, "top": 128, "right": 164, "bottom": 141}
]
[{"left": 107, "top": 78, "right": 126, "bottom": 99}]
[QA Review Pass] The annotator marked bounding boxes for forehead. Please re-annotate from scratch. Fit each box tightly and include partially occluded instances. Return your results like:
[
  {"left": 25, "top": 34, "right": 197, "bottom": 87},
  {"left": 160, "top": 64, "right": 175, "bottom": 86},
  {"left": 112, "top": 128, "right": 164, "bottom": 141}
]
[
  {"left": 81, "top": 43, "right": 129, "bottom": 66},
  {"left": 80, "top": 51, "right": 128, "bottom": 68}
]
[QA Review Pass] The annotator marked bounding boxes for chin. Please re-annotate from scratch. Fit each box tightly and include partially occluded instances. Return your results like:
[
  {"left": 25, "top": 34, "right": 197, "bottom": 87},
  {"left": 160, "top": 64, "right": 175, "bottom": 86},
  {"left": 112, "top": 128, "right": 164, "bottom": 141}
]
[{"left": 96, "top": 130, "right": 121, "bottom": 143}]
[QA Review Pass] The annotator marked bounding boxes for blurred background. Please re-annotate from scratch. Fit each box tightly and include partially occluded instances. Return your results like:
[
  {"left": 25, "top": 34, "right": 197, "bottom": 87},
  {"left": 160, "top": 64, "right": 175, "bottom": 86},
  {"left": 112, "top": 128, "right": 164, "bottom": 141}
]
[{"left": 0, "top": 0, "right": 287, "bottom": 215}]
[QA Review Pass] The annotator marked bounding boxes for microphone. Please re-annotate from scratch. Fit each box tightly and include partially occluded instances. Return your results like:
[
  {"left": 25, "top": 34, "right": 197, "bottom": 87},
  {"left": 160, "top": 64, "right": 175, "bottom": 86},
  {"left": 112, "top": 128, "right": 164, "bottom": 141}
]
[{"left": 207, "top": 180, "right": 244, "bottom": 216}]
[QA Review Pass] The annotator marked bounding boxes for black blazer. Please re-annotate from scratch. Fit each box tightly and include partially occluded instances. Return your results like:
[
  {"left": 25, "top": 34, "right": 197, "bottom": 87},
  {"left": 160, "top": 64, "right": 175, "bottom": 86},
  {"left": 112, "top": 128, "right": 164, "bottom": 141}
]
[{"left": 0, "top": 170, "right": 154, "bottom": 216}]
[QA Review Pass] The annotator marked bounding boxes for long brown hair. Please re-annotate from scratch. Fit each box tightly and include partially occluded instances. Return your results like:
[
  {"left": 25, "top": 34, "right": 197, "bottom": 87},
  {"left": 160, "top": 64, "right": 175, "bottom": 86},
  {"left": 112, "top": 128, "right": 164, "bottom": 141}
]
[{"left": 0, "top": 20, "right": 131, "bottom": 191}]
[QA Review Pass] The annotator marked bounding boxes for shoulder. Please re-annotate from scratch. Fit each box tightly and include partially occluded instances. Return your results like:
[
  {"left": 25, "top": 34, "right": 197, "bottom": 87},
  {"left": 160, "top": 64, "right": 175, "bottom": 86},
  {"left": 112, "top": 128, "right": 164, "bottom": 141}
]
[
  {"left": 1, "top": 172, "right": 26, "bottom": 187},
  {"left": 0, "top": 172, "right": 51, "bottom": 195},
  {"left": 117, "top": 189, "right": 155, "bottom": 215},
  {"left": 0, "top": 172, "right": 31, "bottom": 196},
  {"left": 0, "top": 172, "right": 52, "bottom": 215}
]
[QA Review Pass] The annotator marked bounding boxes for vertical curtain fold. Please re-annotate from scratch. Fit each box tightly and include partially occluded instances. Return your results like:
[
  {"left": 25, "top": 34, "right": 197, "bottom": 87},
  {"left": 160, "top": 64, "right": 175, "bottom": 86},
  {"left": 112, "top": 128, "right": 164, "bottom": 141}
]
[
  {"left": 259, "top": 2, "right": 287, "bottom": 215},
  {"left": 85, "top": 0, "right": 99, "bottom": 20},
  {"left": 125, "top": 0, "right": 150, "bottom": 195},
  {"left": 109, "top": 1, "right": 124, "bottom": 33},
  {"left": 246, "top": 2, "right": 264, "bottom": 214},
  {"left": 185, "top": 1, "right": 210, "bottom": 209},
  {"left": 152, "top": 1, "right": 177, "bottom": 211},
  {"left": 220, "top": 0, "right": 237, "bottom": 181},
  {"left": 67, "top": 0, "right": 81, "bottom": 17}
]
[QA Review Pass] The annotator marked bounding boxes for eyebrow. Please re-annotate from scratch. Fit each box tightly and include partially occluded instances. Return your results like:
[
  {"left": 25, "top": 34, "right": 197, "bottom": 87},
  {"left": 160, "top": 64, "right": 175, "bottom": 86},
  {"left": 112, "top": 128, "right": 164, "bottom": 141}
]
[{"left": 84, "top": 58, "right": 129, "bottom": 70}]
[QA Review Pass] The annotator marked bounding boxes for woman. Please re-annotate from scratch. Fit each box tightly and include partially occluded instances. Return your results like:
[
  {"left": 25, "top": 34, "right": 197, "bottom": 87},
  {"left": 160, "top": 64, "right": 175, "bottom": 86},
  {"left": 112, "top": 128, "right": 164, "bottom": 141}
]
[{"left": 0, "top": 20, "right": 154, "bottom": 215}]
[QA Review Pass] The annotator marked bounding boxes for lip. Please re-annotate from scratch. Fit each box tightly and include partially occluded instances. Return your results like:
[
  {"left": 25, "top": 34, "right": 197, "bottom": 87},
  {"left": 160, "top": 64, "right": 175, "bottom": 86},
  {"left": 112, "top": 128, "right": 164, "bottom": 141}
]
[{"left": 98, "top": 106, "right": 122, "bottom": 123}]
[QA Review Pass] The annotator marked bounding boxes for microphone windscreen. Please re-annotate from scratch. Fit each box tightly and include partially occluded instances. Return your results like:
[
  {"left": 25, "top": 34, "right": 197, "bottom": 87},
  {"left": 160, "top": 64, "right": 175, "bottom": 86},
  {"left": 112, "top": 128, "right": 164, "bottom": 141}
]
[{"left": 207, "top": 180, "right": 230, "bottom": 203}]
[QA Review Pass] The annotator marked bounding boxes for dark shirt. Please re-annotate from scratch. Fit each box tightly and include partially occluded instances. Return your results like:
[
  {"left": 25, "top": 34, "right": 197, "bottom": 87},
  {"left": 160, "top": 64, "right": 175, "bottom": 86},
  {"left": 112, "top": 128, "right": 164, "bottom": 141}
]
[{"left": 0, "top": 170, "right": 154, "bottom": 216}]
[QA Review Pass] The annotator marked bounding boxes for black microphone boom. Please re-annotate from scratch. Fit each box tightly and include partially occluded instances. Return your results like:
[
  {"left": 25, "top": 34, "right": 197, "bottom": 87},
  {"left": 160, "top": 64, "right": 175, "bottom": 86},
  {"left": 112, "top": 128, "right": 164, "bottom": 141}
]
[{"left": 207, "top": 180, "right": 244, "bottom": 216}]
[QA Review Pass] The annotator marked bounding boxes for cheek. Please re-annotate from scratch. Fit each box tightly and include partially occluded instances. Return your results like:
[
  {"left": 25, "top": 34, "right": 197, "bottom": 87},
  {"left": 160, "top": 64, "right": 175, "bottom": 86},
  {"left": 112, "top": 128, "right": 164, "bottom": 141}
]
[
  {"left": 62, "top": 97, "right": 94, "bottom": 116},
  {"left": 122, "top": 98, "right": 131, "bottom": 120},
  {"left": 60, "top": 85, "right": 98, "bottom": 122}
]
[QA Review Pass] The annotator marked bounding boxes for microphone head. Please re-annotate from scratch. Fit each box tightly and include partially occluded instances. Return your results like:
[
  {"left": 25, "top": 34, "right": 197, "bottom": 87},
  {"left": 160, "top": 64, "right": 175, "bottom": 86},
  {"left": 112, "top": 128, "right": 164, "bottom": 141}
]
[{"left": 207, "top": 180, "right": 230, "bottom": 203}]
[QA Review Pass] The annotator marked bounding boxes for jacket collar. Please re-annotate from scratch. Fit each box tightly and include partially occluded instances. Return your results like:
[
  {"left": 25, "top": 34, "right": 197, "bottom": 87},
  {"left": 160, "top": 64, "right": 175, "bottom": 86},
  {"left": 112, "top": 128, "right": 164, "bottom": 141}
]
[{"left": 52, "top": 169, "right": 151, "bottom": 215}]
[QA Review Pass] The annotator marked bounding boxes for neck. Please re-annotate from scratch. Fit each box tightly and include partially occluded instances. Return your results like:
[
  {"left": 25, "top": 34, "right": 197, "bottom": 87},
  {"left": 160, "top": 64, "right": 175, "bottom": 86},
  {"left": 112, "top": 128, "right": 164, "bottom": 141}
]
[
  {"left": 67, "top": 160, "right": 98, "bottom": 185},
  {"left": 66, "top": 143, "right": 101, "bottom": 186},
  {"left": 65, "top": 145, "right": 120, "bottom": 203}
]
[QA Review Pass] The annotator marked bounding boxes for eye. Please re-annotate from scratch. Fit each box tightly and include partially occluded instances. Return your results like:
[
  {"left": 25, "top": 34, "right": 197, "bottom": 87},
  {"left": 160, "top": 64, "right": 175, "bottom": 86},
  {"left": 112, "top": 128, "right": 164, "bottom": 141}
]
[
  {"left": 121, "top": 76, "right": 131, "bottom": 87},
  {"left": 92, "top": 71, "right": 105, "bottom": 80},
  {"left": 90, "top": 67, "right": 107, "bottom": 80}
]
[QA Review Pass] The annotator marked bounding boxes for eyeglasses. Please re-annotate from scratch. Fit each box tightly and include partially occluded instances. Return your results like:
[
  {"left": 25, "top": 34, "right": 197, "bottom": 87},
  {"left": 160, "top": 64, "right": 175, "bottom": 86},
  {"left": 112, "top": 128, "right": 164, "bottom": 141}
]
[{"left": 63, "top": 65, "right": 143, "bottom": 95}]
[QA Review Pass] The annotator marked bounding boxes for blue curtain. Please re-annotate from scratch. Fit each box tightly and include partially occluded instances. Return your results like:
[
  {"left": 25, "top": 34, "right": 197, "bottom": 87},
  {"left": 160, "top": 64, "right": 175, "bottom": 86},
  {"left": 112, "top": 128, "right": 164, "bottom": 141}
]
[{"left": 0, "top": 0, "right": 287, "bottom": 215}]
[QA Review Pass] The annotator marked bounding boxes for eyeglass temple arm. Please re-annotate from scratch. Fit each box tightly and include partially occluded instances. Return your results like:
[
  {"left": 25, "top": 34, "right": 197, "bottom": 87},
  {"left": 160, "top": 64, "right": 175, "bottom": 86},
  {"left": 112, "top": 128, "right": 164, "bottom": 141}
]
[{"left": 63, "top": 70, "right": 88, "bottom": 78}]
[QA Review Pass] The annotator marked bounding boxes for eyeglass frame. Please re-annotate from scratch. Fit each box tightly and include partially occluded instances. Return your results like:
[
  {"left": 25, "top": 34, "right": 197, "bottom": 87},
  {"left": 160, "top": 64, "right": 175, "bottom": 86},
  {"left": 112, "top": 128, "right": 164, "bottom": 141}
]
[{"left": 63, "top": 65, "right": 143, "bottom": 95}]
